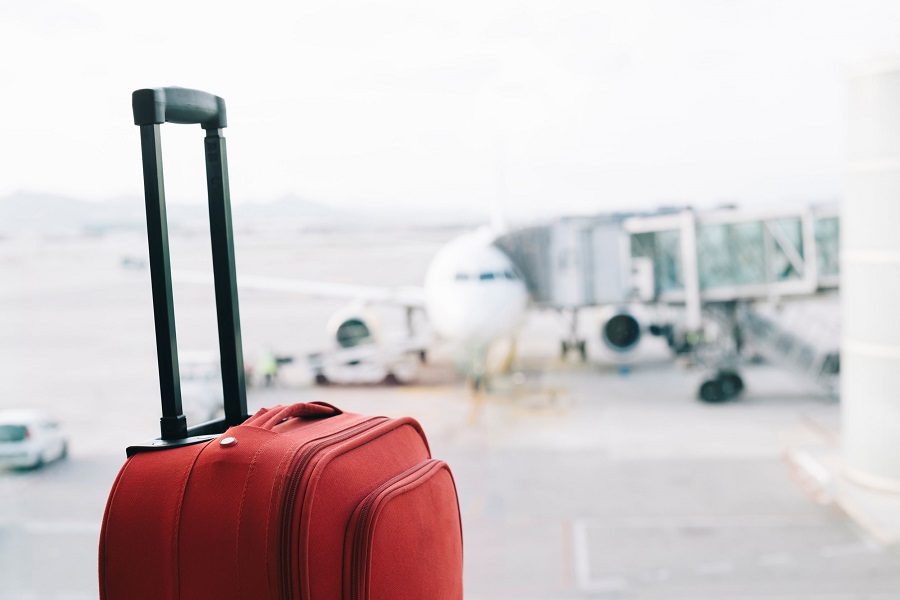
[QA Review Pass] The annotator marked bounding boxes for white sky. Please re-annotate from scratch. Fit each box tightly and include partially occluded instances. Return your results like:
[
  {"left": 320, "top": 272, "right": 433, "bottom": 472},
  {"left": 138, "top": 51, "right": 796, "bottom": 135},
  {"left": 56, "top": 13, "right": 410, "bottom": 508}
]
[{"left": 3, "top": 0, "right": 900, "bottom": 219}]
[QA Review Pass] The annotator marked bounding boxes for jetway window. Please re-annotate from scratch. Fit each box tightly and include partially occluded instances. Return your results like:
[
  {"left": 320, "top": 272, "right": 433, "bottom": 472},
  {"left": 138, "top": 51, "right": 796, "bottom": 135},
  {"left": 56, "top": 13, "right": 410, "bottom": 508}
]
[
  {"left": 698, "top": 222, "right": 767, "bottom": 289},
  {"left": 631, "top": 230, "right": 683, "bottom": 294},
  {"left": 771, "top": 218, "right": 804, "bottom": 282},
  {"left": 816, "top": 216, "right": 840, "bottom": 277}
]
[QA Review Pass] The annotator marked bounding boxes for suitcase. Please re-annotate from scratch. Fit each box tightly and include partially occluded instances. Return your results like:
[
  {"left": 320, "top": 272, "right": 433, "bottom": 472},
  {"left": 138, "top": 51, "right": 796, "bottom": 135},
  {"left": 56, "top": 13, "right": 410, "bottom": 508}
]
[{"left": 99, "top": 87, "right": 464, "bottom": 599}]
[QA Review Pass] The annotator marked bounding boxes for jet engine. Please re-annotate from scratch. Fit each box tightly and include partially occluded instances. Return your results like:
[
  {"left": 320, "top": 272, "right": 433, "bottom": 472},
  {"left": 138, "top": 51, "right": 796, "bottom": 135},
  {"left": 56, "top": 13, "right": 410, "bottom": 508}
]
[
  {"left": 312, "top": 306, "right": 421, "bottom": 386},
  {"left": 326, "top": 305, "right": 381, "bottom": 350},
  {"left": 601, "top": 310, "right": 642, "bottom": 353}
]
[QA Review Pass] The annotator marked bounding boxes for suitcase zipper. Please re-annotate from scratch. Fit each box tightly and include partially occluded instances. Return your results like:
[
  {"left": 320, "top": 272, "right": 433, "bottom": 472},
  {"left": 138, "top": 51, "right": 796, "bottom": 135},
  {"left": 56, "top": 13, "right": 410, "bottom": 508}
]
[
  {"left": 279, "top": 418, "right": 385, "bottom": 600},
  {"left": 349, "top": 460, "right": 441, "bottom": 600}
]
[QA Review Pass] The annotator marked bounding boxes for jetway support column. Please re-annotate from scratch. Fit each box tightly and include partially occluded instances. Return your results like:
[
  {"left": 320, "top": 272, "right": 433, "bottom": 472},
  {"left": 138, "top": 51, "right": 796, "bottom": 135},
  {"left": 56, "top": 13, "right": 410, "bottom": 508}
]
[
  {"left": 843, "top": 61, "right": 900, "bottom": 487},
  {"left": 679, "top": 210, "right": 702, "bottom": 335}
]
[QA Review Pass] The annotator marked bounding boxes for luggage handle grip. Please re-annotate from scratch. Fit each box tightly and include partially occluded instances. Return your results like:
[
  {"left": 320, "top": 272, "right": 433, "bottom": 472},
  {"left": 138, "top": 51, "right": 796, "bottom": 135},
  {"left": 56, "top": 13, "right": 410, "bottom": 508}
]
[
  {"left": 245, "top": 402, "right": 343, "bottom": 430},
  {"left": 133, "top": 87, "right": 227, "bottom": 130}
]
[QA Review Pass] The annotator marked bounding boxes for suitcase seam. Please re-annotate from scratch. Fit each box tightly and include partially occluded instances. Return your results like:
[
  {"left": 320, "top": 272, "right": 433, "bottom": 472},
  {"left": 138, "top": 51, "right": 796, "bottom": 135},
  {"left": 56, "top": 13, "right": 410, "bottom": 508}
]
[
  {"left": 174, "top": 443, "right": 212, "bottom": 600},
  {"left": 236, "top": 432, "right": 284, "bottom": 599},
  {"left": 99, "top": 458, "right": 135, "bottom": 600},
  {"left": 265, "top": 432, "right": 327, "bottom": 598}
]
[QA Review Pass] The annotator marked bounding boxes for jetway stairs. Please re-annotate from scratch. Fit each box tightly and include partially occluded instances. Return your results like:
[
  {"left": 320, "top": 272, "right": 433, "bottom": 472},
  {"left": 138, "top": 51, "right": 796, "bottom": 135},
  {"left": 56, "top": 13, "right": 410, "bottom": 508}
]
[{"left": 739, "top": 300, "right": 841, "bottom": 394}]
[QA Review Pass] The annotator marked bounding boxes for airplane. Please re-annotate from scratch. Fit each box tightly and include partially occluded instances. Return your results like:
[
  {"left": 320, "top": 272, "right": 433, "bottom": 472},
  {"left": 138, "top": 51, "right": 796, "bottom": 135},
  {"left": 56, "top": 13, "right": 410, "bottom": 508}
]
[
  {"left": 176, "top": 202, "right": 841, "bottom": 401},
  {"left": 175, "top": 226, "right": 531, "bottom": 389}
]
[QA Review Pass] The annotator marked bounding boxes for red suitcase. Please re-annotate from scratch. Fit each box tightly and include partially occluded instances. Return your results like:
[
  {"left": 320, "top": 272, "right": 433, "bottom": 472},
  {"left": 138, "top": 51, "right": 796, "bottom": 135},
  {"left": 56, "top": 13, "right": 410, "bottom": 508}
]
[{"left": 99, "top": 87, "right": 463, "bottom": 599}]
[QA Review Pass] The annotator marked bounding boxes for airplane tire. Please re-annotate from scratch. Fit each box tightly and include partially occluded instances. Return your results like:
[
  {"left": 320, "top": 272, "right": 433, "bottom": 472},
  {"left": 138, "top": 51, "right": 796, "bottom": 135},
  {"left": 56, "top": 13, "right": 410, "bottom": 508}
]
[
  {"left": 383, "top": 373, "right": 401, "bottom": 386},
  {"left": 698, "top": 379, "right": 726, "bottom": 403},
  {"left": 560, "top": 341, "right": 569, "bottom": 358},
  {"left": 314, "top": 373, "right": 330, "bottom": 386},
  {"left": 717, "top": 371, "right": 744, "bottom": 399},
  {"left": 578, "top": 340, "right": 587, "bottom": 362}
]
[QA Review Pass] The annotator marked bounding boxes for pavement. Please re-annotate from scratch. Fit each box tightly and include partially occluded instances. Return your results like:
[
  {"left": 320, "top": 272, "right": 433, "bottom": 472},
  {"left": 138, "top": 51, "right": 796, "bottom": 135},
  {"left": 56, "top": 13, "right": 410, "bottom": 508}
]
[{"left": 2, "top": 230, "right": 899, "bottom": 599}]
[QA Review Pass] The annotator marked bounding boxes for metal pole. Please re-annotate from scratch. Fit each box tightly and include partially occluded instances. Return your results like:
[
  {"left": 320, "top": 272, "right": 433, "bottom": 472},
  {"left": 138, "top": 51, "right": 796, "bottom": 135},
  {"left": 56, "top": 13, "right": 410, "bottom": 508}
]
[
  {"left": 140, "top": 124, "right": 187, "bottom": 440},
  {"left": 679, "top": 209, "right": 702, "bottom": 333},
  {"left": 203, "top": 128, "right": 248, "bottom": 427}
]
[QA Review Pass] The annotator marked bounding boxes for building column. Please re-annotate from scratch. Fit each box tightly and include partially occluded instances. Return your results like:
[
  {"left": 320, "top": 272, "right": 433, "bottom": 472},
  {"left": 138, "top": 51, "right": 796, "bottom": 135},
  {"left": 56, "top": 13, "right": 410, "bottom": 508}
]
[{"left": 843, "top": 60, "right": 900, "bottom": 487}]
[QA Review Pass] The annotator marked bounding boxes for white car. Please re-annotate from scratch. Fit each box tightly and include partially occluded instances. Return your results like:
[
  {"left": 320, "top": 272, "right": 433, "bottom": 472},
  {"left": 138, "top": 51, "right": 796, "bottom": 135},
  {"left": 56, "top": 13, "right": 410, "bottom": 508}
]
[{"left": 0, "top": 410, "right": 68, "bottom": 469}]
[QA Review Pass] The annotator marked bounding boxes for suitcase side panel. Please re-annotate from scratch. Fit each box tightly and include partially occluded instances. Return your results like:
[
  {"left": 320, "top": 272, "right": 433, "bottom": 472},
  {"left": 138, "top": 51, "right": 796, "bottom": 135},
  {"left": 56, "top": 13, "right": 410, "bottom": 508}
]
[
  {"left": 295, "top": 418, "right": 431, "bottom": 600},
  {"left": 344, "top": 461, "right": 463, "bottom": 600},
  {"left": 367, "top": 464, "right": 463, "bottom": 599},
  {"left": 99, "top": 443, "right": 208, "bottom": 600}
]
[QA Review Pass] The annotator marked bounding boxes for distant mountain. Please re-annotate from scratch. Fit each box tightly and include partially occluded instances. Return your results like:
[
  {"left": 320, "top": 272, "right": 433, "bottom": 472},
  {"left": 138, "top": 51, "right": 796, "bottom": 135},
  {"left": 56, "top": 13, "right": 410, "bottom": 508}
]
[
  {"left": 0, "top": 192, "right": 144, "bottom": 236},
  {"left": 0, "top": 191, "right": 486, "bottom": 237},
  {"left": 231, "top": 194, "right": 359, "bottom": 231}
]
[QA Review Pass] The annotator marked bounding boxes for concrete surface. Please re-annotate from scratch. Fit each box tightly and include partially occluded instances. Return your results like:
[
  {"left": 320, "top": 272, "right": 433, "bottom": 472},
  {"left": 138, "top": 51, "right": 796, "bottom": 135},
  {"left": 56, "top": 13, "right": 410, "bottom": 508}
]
[{"left": 1, "top": 230, "right": 898, "bottom": 599}]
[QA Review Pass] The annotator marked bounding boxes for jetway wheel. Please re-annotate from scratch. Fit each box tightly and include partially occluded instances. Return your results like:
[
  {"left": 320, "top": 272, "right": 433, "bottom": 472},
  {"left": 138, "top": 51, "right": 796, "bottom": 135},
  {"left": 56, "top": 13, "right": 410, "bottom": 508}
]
[
  {"left": 697, "top": 371, "right": 744, "bottom": 403},
  {"left": 698, "top": 379, "right": 726, "bottom": 403},
  {"left": 717, "top": 370, "right": 744, "bottom": 398}
]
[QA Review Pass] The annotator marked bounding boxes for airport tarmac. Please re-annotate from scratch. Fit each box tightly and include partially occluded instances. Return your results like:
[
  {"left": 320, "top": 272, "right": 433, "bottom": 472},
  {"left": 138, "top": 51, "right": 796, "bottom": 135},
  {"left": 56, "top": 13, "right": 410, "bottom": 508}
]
[{"left": 1, "top": 229, "right": 899, "bottom": 599}]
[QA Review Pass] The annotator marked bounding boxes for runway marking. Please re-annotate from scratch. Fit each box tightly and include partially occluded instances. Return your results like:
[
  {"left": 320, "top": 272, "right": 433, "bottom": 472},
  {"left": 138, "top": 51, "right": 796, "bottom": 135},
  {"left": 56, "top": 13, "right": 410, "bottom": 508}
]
[
  {"left": 559, "top": 518, "right": 574, "bottom": 590},
  {"left": 571, "top": 514, "right": 884, "bottom": 593},
  {"left": 694, "top": 560, "right": 735, "bottom": 575},
  {"left": 820, "top": 541, "right": 882, "bottom": 558},
  {"left": 574, "top": 514, "right": 828, "bottom": 529},
  {"left": 3, "top": 593, "right": 95, "bottom": 600},
  {"left": 572, "top": 519, "right": 629, "bottom": 594},
  {"left": 0, "top": 520, "right": 99, "bottom": 534},
  {"left": 756, "top": 552, "right": 796, "bottom": 567},
  {"left": 799, "top": 414, "right": 840, "bottom": 445}
]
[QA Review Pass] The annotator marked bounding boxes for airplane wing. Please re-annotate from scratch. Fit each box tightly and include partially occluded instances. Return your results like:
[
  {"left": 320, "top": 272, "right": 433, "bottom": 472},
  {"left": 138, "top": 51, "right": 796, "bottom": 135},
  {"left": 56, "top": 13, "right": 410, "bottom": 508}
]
[{"left": 173, "top": 271, "right": 426, "bottom": 309}]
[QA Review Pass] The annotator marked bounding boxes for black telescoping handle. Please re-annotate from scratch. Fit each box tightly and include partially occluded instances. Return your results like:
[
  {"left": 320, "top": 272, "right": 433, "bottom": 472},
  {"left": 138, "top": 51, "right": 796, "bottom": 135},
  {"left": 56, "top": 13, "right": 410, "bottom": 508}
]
[
  {"left": 133, "top": 86, "right": 248, "bottom": 445},
  {"left": 133, "top": 87, "right": 227, "bottom": 129}
]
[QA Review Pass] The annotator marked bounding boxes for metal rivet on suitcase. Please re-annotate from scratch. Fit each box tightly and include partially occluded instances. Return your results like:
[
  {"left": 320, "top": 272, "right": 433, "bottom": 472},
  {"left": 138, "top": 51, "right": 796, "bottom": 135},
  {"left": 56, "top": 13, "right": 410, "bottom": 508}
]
[{"left": 220, "top": 436, "right": 237, "bottom": 447}]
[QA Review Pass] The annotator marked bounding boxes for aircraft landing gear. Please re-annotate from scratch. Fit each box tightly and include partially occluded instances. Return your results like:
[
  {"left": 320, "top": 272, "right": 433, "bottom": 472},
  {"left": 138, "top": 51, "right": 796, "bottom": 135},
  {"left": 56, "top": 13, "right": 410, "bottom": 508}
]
[
  {"left": 560, "top": 309, "right": 588, "bottom": 362},
  {"left": 698, "top": 370, "right": 744, "bottom": 403},
  {"left": 561, "top": 340, "right": 587, "bottom": 362}
]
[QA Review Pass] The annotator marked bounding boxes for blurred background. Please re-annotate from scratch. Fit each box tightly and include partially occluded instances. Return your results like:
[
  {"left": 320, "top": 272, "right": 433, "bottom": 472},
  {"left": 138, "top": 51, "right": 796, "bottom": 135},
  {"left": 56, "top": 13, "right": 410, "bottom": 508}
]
[{"left": 3, "top": 1, "right": 900, "bottom": 598}]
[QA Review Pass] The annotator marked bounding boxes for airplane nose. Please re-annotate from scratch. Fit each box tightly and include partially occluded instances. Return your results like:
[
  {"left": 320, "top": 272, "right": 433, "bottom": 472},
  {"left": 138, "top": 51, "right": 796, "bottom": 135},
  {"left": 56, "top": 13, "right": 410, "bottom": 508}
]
[{"left": 428, "top": 285, "right": 526, "bottom": 344}]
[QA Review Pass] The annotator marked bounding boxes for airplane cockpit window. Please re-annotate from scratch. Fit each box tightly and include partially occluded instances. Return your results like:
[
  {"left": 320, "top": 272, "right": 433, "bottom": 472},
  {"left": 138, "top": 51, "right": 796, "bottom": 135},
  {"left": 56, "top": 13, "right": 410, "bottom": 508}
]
[{"left": 457, "top": 271, "right": 520, "bottom": 282}]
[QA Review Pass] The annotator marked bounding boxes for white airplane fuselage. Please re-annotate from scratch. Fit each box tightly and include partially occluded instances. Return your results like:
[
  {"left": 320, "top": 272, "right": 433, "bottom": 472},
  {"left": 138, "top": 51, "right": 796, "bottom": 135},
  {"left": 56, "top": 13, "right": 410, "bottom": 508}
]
[{"left": 423, "top": 229, "right": 529, "bottom": 365}]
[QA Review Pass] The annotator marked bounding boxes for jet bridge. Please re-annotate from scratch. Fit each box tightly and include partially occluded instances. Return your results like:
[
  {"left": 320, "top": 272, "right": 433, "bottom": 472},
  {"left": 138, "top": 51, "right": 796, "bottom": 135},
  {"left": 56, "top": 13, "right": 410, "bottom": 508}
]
[
  {"left": 625, "top": 204, "right": 840, "bottom": 330},
  {"left": 495, "top": 204, "right": 841, "bottom": 398}
]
